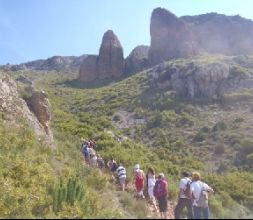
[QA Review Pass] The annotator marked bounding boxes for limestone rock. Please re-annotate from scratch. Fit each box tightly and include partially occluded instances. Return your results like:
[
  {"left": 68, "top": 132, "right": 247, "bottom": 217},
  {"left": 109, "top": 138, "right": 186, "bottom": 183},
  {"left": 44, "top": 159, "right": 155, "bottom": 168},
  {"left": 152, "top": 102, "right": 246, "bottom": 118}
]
[
  {"left": 79, "top": 55, "right": 98, "bottom": 82},
  {"left": 79, "top": 30, "right": 124, "bottom": 82},
  {"left": 149, "top": 8, "right": 253, "bottom": 65},
  {"left": 125, "top": 45, "right": 149, "bottom": 75},
  {"left": 98, "top": 30, "right": 124, "bottom": 79},
  {"left": 150, "top": 57, "right": 253, "bottom": 99},
  {"left": 0, "top": 72, "right": 48, "bottom": 138},
  {"left": 181, "top": 13, "right": 253, "bottom": 56},
  {"left": 29, "top": 90, "right": 52, "bottom": 137},
  {"left": 149, "top": 8, "right": 199, "bottom": 65}
]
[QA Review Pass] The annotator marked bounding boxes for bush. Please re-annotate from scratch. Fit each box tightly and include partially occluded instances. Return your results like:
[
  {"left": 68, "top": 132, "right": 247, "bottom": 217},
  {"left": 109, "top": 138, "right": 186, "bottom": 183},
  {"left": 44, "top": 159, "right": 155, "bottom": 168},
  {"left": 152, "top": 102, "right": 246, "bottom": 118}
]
[
  {"left": 215, "top": 144, "right": 225, "bottom": 155},
  {"left": 212, "top": 121, "right": 227, "bottom": 132},
  {"left": 194, "top": 131, "right": 206, "bottom": 142}
]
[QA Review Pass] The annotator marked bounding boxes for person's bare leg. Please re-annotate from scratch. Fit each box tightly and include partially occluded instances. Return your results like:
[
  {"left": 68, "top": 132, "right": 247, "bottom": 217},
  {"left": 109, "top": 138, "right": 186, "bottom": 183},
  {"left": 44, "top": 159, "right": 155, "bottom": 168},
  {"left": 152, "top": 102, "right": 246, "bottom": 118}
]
[
  {"left": 152, "top": 199, "right": 158, "bottom": 212},
  {"left": 160, "top": 212, "right": 163, "bottom": 219},
  {"left": 164, "top": 211, "right": 168, "bottom": 219}
]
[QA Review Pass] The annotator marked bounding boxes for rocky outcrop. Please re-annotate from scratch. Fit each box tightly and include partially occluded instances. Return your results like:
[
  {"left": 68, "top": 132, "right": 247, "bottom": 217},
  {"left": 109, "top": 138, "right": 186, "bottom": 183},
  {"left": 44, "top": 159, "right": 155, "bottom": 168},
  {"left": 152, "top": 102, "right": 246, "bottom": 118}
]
[
  {"left": 149, "top": 8, "right": 253, "bottom": 65},
  {"left": 149, "top": 8, "right": 199, "bottom": 65},
  {"left": 124, "top": 46, "right": 149, "bottom": 75},
  {"left": 79, "top": 55, "right": 98, "bottom": 82},
  {"left": 29, "top": 90, "right": 52, "bottom": 137},
  {"left": 181, "top": 13, "right": 253, "bottom": 56},
  {"left": 79, "top": 30, "right": 124, "bottom": 82},
  {"left": 150, "top": 56, "right": 253, "bottom": 99},
  {"left": 0, "top": 72, "right": 51, "bottom": 139},
  {"left": 98, "top": 30, "right": 124, "bottom": 79}
]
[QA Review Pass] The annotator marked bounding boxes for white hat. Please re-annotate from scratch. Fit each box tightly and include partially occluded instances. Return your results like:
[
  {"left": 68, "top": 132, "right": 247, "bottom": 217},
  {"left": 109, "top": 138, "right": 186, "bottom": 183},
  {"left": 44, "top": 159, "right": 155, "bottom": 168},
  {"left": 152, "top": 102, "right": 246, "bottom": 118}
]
[
  {"left": 159, "top": 173, "right": 165, "bottom": 179},
  {"left": 134, "top": 164, "right": 140, "bottom": 170}
]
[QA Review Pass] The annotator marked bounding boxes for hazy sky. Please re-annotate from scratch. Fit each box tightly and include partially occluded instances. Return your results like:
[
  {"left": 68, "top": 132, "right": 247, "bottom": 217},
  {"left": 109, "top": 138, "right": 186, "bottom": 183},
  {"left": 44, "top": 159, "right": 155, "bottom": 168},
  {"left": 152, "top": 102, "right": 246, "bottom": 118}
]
[{"left": 0, "top": 0, "right": 253, "bottom": 65}]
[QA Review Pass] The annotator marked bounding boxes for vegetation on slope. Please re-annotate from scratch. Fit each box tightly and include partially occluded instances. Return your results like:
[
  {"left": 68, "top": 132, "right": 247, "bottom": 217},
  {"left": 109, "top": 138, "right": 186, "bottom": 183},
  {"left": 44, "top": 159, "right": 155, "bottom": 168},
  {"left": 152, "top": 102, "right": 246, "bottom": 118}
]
[{"left": 2, "top": 55, "right": 253, "bottom": 218}]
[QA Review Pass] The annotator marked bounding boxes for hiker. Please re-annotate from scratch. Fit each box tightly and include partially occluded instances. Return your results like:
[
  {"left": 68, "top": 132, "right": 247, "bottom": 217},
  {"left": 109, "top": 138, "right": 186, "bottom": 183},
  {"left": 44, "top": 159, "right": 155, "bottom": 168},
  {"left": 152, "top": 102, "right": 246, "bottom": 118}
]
[
  {"left": 191, "top": 172, "right": 214, "bottom": 219},
  {"left": 89, "top": 139, "right": 97, "bottom": 151},
  {"left": 146, "top": 167, "right": 158, "bottom": 212},
  {"left": 80, "top": 140, "right": 90, "bottom": 164},
  {"left": 175, "top": 171, "right": 194, "bottom": 219},
  {"left": 107, "top": 157, "right": 118, "bottom": 172},
  {"left": 154, "top": 173, "right": 168, "bottom": 219},
  {"left": 107, "top": 158, "right": 118, "bottom": 183},
  {"left": 80, "top": 138, "right": 85, "bottom": 157},
  {"left": 133, "top": 164, "right": 145, "bottom": 199},
  {"left": 97, "top": 154, "right": 105, "bottom": 170},
  {"left": 115, "top": 163, "right": 127, "bottom": 191},
  {"left": 90, "top": 153, "right": 98, "bottom": 168}
]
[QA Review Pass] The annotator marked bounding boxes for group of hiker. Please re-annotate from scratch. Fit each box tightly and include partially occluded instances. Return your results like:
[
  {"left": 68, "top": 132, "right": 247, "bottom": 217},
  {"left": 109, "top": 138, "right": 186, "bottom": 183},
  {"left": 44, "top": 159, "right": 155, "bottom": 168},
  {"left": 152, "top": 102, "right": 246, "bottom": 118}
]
[
  {"left": 80, "top": 138, "right": 214, "bottom": 219},
  {"left": 79, "top": 138, "right": 105, "bottom": 169}
]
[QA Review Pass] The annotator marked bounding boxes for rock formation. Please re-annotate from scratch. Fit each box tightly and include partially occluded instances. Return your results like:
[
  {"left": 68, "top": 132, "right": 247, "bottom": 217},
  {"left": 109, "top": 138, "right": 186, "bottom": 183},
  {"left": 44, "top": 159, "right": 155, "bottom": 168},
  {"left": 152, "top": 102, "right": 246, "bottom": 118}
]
[
  {"left": 79, "top": 30, "right": 124, "bottom": 82},
  {"left": 150, "top": 56, "right": 253, "bottom": 99},
  {"left": 0, "top": 72, "right": 52, "bottom": 139},
  {"left": 181, "top": 13, "right": 253, "bottom": 56},
  {"left": 149, "top": 8, "right": 199, "bottom": 65},
  {"left": 124, "top": 46, "right": 149, "bottom": 75},
  {"left": 149, "top": 8, "right": 253, "bottom": 65},
  {"left": 79, "top": 55, "right": 98, "bottom": 82},
  {"left": 29, "top": 90, "right": 52, "bottom": 136},
  {"left": 98, "top": 30, "right": 124, "bottom": 79}
]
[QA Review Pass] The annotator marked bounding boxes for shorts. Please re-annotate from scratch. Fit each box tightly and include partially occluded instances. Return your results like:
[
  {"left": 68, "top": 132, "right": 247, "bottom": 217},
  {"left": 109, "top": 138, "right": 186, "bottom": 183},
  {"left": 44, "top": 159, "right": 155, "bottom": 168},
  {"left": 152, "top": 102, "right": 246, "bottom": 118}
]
[
  {"left": 119, "top": 177, "right": 126, "bottom": 186},
  {"left": 157, "top": 196, "right": 168, "bottom": 213}
]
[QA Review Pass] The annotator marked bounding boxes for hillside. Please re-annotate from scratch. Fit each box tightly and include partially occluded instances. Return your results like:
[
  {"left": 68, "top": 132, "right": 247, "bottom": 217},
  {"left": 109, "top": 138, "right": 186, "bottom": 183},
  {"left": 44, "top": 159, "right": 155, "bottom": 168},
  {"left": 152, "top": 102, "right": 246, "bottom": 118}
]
[
  {"left": 1, "top": 54, "right": 252, "bottom": 218},
  {"left": 0, "top": 55, "right": 87, "bottom": 72},
  {"left": 2, "top": 6, "right": 253, "bottom": 216}
]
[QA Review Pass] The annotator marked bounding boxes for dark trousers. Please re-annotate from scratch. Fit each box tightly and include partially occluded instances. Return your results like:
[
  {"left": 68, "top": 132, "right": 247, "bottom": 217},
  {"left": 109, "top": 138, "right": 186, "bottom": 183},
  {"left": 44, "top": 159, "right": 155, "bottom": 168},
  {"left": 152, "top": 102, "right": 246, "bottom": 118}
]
[
  {"left": 193, "top": 206, "right": 210, "bottom": 219},
  {"left": 175, "top": 198, "right": 194, "bottom": 219}
]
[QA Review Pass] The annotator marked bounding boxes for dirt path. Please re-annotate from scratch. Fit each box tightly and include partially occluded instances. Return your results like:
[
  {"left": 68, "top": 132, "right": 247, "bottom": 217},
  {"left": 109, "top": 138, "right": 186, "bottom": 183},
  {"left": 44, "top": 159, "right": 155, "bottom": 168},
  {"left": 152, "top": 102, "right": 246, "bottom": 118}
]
[{"left": 80, "top": 150, "right": 175, "bottom": 219}]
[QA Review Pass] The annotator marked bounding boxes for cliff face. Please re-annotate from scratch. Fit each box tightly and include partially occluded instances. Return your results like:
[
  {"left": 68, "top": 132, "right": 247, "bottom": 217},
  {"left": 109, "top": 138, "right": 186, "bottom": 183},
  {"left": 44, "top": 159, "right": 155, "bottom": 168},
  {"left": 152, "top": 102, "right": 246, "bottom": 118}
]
[
  {"left": 149, "top": 8, "right": 253, "bottom": 66},
  {"left": 98, "top": 30, "right": 124, "bottom": 79},
  {"left": 149, "top": 8, "right": 199, "bottom": 66},
  {"left": 0, "top": 72, "right": 53, "bottom": 141},
  {"left": 149, "top": 55, "right": 253, "bottom": 99},
  {"left": 124, "top": 46, "right": 149, "bottom": 75},
  {"left": 79, "top": 30, "right": 124, "bottom": 82},
  {"left": 79, "top": 55, "right": 98, "bottom": 82}
]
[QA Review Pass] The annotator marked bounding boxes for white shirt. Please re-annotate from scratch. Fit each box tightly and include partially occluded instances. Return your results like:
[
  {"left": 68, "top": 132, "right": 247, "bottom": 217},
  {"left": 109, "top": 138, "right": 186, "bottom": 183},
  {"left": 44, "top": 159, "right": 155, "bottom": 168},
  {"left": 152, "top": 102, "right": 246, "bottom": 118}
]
[
  {"left": 179, "top": 177, "right": 191, "bottom": 199},
  {"left": 147, "top": 174, "right": 156, "bottom": 188},
  {"left": 190, "top": 181, "right": 212, "bottom": 206},
  {"left": 116, "top": 166, "right": 127, "bottom": 179}
]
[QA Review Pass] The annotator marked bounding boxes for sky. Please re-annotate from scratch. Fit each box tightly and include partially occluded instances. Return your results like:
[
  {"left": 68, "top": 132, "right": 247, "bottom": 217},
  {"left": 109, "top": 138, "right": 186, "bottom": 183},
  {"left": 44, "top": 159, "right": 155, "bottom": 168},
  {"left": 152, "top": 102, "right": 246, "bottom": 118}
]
[{"left": 0, "top": 0, "right": 253, "bottom": 65}]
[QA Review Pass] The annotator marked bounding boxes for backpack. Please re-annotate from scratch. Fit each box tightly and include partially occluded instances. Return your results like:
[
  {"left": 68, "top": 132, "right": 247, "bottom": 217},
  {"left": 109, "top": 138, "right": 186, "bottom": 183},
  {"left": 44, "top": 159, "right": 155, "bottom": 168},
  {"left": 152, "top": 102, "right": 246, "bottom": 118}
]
[
  {"left": 154, "top": 180, "right": 167, "bottom": 198},
  {"left": 97, "top": 158, "right": 105, "bottom": 168},
  {"left": 196, "top": 183, "right": 209, "bottom": 208},
  {"left": 82, "top": 146, "right": 89, "bottom": 157},
  {"left": 184, "top": 180, "right": 192, "bottom": 198}
]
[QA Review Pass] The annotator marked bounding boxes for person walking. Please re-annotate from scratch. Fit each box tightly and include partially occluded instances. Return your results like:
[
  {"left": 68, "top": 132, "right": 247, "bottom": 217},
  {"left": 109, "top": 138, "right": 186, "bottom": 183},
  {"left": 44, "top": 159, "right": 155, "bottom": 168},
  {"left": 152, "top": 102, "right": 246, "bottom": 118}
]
[
  {"left": 154, "top": 173, "right": 168, "bottom": 219},
  {"left": 147, "top": 167, "right": 158, "bottom": 213},
  {"left": 175, "top": 171, "right": 194, "bottom": 219},
  {"left": 133, "top": 164, "right": 145, "bottom": 199},
  {"left": 191, "top": 172, "right": 214, "bottom": 219},
  {"left": 116, "top": 163, "right": 127, "bottom": 191}
]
